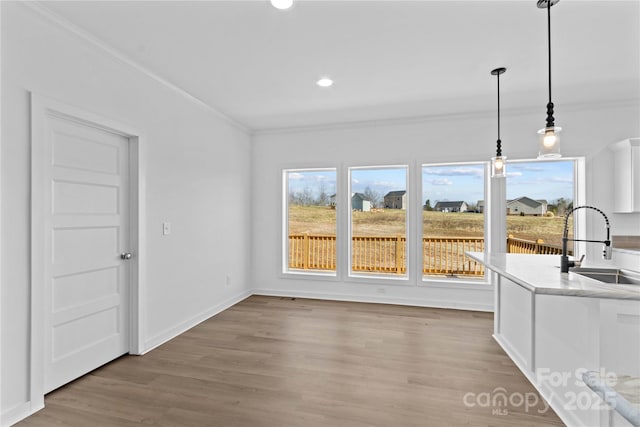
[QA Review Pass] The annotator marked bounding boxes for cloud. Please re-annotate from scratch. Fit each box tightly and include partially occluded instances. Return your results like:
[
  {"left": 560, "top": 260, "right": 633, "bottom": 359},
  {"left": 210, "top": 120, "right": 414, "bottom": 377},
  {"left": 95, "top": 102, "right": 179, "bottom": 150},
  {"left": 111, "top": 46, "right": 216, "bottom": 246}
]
[
  {"left": 288, "top": 172, "right": 305, "bottom": 180},
  {"left": 424, "top": 167, "right": 483, "bottom": 178},
  {"left": 430, "top": 178, "right": 453, "bottom": 186},
  {"left": 550, "top": 176, "right": 573, "bottom": 184},
  {"left": 510, "top": 164, "right": 545, "bottom": 172},
  {"left": 313, "top": 175, "right": 335, "bottom": 183},
  {"left": 372, "top": 180, "right": 404, "bottom": 189},
  {"left": 509, "top": 175, "right": 572, "bottom": 185}
]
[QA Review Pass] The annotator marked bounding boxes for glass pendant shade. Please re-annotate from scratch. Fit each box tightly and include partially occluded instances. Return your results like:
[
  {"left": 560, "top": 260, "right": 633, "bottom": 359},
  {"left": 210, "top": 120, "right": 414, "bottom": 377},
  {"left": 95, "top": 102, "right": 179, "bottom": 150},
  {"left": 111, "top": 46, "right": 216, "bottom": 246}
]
[
  {"left": 491, "top": 155, "right": 507, "bottom": 178},
  {"left": 537, "top": 126, "right": 562, "bottom": 158}
]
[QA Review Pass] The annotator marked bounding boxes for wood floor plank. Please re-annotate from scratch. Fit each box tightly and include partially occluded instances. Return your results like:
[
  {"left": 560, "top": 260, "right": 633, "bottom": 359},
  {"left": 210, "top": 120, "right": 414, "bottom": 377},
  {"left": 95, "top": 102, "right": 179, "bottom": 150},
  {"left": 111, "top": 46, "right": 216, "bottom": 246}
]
[{"left": 17, "top": 296, "right": 564, "bottom": 426}]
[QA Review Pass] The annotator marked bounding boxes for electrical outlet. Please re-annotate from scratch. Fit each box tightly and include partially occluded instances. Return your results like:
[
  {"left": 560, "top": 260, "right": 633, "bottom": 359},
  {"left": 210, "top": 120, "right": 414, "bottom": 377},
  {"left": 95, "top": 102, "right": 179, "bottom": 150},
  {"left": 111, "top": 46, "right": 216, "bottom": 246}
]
[{"left": 163, "top": 222, "right": 171, "bottom": 235}]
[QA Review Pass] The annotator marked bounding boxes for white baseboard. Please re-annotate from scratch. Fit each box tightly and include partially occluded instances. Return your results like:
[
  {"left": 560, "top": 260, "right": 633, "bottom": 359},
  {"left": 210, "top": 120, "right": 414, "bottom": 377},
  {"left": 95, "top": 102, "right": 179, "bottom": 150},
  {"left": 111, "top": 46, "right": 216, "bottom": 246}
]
[
  {"left": 142, "top": 290, "right": 252, "bottom": 354},
  {"left": 252, "top": 288, "right": 493, "bottom": 312},
  {"left": 1, "top": 401, "right": 44, "bottom": 427}
]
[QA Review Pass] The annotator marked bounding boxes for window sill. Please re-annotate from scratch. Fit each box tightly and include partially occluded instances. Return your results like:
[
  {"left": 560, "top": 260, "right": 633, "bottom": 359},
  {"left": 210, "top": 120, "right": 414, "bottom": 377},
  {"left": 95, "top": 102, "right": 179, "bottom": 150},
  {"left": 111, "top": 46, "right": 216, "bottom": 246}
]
[
  {"left": 280, "top": 270, "right": 339, "bottom": 282},
  {"left": 420, "top": 277, "right": 492, "bottom": 289},
  {"left": 345, "top": 273, "right": 413, "bottom": 286}
]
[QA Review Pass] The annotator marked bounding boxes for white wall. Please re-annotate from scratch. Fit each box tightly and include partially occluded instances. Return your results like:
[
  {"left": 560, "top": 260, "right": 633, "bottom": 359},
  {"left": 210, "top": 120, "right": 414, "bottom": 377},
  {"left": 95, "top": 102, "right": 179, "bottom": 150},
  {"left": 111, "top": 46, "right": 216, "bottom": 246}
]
[
  {"left": 1, "top": 3, "right": 252, "bottom": 423},
  {"left": 251, "top": 102, "right": 639, "bottom": 310},
  {"left": 2, "top": 1, "right": 639, "bottom": 424}
]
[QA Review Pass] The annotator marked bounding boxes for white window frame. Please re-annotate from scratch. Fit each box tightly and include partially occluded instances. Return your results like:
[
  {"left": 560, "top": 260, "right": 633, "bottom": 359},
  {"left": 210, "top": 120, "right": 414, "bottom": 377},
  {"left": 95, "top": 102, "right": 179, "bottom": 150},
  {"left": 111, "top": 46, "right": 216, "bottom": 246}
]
[
  {"left": 280, "top": 158, "right": 585, "bottom": 287},
  {"left": 505, "top": 157, "right": 586, "bottom": 257},
  {"left": 281, "top": 167, "right": 338, "bottom": 279},
  {"left": 419, "top": 161, "right": 491, "bottom": 287},
  {"left": 346, "top": 164, "right": 412, "bottom": 283}
]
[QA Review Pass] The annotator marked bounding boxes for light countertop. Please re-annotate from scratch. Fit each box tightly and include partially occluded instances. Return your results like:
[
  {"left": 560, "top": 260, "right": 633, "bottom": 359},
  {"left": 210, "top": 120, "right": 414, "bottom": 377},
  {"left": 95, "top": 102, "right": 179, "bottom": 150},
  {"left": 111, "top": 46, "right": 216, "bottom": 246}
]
[
  {"left": 582, "top": 371, "right": 640, "bottom": 426},
  {"left": 467, "top": 252, "right": 640, "bottom": 300},
  {"left": 613, "top": 247, "right": 640, "bottom": 255}
]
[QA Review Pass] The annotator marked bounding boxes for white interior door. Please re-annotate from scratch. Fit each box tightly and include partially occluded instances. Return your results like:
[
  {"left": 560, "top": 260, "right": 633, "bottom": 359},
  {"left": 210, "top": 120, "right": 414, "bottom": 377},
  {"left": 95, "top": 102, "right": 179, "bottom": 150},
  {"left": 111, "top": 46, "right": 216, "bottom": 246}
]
[{"left": 43, "top": 114, "right": 131, "bottom": 393}]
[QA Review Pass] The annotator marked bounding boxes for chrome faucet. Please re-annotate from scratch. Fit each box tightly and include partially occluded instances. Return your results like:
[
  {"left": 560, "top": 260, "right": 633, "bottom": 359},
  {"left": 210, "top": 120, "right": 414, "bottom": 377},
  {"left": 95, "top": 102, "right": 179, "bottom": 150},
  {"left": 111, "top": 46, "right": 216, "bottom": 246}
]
[{"left": 561, "top": 205, "right": 612, "bottom": 273}]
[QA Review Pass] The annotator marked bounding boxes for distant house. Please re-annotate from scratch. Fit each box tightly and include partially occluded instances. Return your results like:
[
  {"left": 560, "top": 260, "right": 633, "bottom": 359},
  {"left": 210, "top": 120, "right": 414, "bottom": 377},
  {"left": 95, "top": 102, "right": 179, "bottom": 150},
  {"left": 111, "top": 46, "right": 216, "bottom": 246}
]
[
  {"left": 329, "top": 193, "right": 372, "bottom": 212},
  {"left": 384, "top": 190, "right": 407, "bottom": 209},
  {"left": 507, "top": 197, "right": 547, "bottom": 216},
  {"left": 351, "top": 193, "right": 371, "bottom": 212},
  {"left": 434, "top": 201, "right": 468, "bottom": 213},
  {"left": 477, "top": 200, "right": 485, "bottom": 213}
]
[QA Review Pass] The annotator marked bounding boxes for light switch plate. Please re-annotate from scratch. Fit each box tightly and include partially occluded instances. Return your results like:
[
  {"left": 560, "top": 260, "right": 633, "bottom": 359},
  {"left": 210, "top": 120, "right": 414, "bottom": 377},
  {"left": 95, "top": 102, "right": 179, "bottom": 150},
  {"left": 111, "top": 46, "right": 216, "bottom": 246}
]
[{"left": 163, "top": 222, "right": 171, "bottom": 235}]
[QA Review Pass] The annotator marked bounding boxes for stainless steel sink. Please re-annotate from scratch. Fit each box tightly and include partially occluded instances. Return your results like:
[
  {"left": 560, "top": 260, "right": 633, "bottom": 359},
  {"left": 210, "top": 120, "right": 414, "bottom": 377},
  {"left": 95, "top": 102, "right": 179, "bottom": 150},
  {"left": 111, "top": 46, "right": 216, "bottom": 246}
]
[{"left": 570, "top": 267, "right": 640, "bottom": 285}]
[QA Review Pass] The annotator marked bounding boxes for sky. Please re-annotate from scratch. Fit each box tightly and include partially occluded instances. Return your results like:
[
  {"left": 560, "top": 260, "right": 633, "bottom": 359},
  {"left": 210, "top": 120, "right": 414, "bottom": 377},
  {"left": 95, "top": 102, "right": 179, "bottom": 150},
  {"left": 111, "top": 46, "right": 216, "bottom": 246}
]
[
  {"left": 287, "top": 169, "right": 337, "bottom": 198},
  {"left": 286, "top": 160, "right": 575, "bottom": 205}
]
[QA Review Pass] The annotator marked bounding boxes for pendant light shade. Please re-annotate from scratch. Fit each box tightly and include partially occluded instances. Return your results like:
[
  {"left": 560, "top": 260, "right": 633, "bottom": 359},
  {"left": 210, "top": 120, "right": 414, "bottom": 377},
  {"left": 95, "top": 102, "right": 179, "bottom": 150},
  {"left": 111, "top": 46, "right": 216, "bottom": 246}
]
[
  {"left": 491, "top": 67, "right": 507, "bottom": 178},
  {"left": 537, "top": 0, "right": 561, "bottom": 158},
  {"left": 537, "top": 125, "right": 562, "bottom": 157}
]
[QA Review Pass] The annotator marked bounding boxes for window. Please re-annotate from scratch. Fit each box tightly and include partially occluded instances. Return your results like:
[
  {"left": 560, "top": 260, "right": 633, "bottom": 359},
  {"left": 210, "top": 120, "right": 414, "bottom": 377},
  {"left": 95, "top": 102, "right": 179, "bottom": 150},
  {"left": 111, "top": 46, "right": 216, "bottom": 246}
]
[
  {"left": 282, "top": 160, "right": 576, "bottom": 281},
  {"left": 422, "top": 163, "right": 486, "bottom": 279},
  {"left": 506, "top": 159, "right": 577, "bottom": 255},
  {"left": 283, "top": 169, "right": 337, "bottom": 274},
  {"left": 349, "top": 166, "right": 408, "bottom": 277}
]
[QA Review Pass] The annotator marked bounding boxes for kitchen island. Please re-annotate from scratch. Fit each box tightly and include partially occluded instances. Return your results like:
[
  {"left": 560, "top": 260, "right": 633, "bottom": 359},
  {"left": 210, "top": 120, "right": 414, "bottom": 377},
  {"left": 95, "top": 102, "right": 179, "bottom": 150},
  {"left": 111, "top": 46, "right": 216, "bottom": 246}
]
[{"left": 468, "top": 252, "right": 640, "bottom": 427}]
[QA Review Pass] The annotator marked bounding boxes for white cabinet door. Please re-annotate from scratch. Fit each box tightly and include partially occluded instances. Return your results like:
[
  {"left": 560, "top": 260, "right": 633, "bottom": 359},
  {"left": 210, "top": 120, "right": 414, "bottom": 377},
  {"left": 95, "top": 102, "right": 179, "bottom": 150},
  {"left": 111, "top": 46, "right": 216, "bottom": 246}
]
[
  {"left": 497, "top": 277, "right": 532, "bottom": 370},
  {"left": 44, "top": 115, "right": 130, "bottom": 393},
  {"left": 535, "top": 294, "right": 601, "bottom": 427},
  {"left": 610, "top": 138, "right": 640, "bottom": 213},
  {"left": 600, "top": 299, "right": 640, "bottom": 377}
]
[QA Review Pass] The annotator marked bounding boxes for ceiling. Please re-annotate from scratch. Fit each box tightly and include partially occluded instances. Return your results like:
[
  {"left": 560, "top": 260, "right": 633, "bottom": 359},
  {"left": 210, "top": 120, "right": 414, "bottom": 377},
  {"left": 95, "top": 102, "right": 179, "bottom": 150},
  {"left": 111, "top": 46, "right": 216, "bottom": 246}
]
[{"left": 39, "top": 1, "right": 640, "bottom": 131}]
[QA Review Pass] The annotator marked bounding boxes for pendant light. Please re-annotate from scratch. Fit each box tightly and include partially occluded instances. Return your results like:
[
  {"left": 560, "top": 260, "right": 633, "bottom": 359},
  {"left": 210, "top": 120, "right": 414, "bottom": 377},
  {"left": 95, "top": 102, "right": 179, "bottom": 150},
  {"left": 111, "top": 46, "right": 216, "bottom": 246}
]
[
  {"left": 537, "top": 0, "right": 562, "bottom": 158},
  {"left": 270, "top": 0, "right": 293, "bottom": 10},
  {"left": 491, "top": 67, "right": 507, "bottom": 178}
]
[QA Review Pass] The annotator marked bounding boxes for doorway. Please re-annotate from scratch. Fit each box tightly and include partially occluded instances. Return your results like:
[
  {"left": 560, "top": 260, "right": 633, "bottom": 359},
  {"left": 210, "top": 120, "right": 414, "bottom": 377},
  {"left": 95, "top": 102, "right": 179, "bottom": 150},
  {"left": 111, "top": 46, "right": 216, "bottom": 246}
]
[{"left": 30, "top": 94, "right": 142, "bottom": 406}]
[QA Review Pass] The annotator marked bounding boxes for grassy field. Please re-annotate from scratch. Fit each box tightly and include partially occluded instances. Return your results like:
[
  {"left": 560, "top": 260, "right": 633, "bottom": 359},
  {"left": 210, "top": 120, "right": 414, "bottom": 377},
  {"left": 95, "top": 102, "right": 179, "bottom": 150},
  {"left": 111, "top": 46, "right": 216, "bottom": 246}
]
[{"left": 288, "top": 205, "right": 572, "bottom": 247}]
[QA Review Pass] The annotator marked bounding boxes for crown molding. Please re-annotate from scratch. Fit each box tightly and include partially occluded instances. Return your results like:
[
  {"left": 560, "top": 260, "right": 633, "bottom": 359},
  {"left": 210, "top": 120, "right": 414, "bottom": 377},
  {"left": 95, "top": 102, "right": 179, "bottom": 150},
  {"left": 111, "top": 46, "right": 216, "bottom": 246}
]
[
  {"left": 21, "top": 1, "right": 253, "bottom": 136},
  {"left": 253, "top": 97, "right": 640, "bottom": 137},
  {"left": 17, "top": 2, "right": 638, "bottom": 139}
]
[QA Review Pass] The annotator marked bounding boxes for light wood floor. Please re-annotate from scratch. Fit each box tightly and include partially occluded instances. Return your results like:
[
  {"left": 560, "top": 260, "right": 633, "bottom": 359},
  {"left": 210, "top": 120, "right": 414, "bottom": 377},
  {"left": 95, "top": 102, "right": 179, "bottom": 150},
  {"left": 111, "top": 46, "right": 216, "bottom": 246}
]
[{"left": 18, "top": 296, "right": 564, "bottom": 426}]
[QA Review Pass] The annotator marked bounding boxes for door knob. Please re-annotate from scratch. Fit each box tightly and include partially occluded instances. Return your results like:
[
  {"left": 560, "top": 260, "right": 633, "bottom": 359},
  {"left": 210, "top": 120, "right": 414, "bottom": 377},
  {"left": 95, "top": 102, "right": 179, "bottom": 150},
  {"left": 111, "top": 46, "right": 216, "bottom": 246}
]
[{"left": 120, "top": 252, "right": 132, "bottom": 260}]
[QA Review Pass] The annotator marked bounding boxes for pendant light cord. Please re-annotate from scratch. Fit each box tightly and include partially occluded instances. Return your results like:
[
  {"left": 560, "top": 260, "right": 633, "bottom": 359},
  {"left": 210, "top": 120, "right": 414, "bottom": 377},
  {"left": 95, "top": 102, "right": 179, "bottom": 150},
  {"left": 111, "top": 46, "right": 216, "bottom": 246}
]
[
  {"left": 545, "top": 0, "right": 555, "bottom": 128},
  {"left": 496, "top": 73, "right": 502, "bottom": 157},
  {"left": 547, "top": 1, "right": 552, "bottom": 104},
  {"left": 496, "top": 71, "right": 501, "bottom": 156}
]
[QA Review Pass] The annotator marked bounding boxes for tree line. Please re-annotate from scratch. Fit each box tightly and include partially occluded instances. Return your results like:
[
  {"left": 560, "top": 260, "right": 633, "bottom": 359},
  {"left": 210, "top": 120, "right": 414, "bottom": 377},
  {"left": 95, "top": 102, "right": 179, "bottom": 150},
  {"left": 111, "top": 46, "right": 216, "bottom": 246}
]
[{"left": 289, "top": 185, "right": 383, "bottom": 207}]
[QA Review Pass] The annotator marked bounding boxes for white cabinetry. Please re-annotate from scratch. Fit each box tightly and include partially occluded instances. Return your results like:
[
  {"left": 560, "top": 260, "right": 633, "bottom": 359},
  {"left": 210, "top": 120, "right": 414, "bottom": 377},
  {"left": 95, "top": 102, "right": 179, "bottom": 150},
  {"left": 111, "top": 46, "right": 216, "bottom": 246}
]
[
  {"left": 494, "top": 281, "right": 640, "bottom": 426},
  {"left": 610, "top": 138, "right": 640, "bottom": 213},
  {"left": 600, "top": 299, "right": 640, "bottom": 378},
  {"left": 496, "top": 276, "right": 532, "bottom": 370},
  {"left": 535, "top": 295, "right": 601, "bottom": 427},
  {"left": 599, "top": 300, "right": 640, "bottom": 427}
]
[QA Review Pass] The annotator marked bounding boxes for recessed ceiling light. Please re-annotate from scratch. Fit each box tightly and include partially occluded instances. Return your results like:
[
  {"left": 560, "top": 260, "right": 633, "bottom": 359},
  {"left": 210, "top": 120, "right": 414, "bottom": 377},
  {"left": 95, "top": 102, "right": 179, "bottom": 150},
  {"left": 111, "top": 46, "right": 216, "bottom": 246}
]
[
  {"left": 270, "top": 0, "right": 293, "bottom": 10},
  {"left": 316, "top": 78, "right": 333, "bottom": 88}
]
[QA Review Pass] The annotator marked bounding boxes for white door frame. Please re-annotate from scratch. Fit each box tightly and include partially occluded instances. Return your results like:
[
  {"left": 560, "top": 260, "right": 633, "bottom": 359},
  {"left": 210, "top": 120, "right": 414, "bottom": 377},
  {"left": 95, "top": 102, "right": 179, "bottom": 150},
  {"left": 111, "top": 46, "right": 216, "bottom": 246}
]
[{"left": 29, "top": 93, "right": 145, "bottom": 411}]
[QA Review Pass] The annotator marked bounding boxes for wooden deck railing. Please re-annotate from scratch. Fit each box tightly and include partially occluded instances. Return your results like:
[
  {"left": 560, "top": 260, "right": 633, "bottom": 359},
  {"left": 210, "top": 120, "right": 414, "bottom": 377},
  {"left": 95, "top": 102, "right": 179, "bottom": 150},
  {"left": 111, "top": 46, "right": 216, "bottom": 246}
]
[
  {"left": 352, "top": 235, "right": 406, "bottom": 273},
  {"left": 289, "top": 234, "right": 336, "bottom": 270},
  {"left": 289, "top": 234, "right": 566, "bottom": 277},
  {"left": 423, "top": 237, "right": 484, "bottom": 276},
  {"left": 506, "top": 234, "right": 566, "bottom": 255}
]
